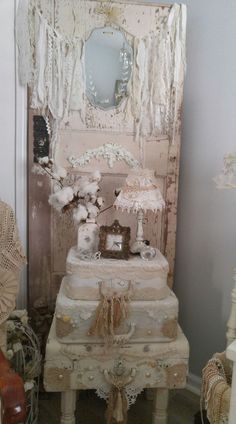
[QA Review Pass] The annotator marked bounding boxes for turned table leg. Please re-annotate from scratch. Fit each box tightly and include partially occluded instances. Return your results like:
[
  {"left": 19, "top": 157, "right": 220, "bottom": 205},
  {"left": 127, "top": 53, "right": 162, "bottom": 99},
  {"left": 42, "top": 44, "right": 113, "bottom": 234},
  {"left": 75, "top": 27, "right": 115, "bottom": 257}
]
[
  {"left": 152, "top": 388, "right": 169, "bottom": 424},
  {"left": 61, "top": 390, "right": 76, "bottom": 424}
]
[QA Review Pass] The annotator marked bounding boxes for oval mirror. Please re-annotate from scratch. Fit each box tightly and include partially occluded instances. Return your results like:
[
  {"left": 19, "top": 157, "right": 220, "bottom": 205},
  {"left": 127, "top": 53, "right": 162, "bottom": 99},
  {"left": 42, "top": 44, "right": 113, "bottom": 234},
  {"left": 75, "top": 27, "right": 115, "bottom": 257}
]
[{"left": 85, "top": 26, "right": 133, "bottom": 110}]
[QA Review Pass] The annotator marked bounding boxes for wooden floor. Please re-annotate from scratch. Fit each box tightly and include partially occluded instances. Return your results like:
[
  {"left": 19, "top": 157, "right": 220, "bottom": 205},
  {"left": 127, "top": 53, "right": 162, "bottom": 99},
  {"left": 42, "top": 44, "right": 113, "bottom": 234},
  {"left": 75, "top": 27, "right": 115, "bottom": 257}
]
[{"left": 39, "top": 389, "right": 200, "bottom": 424}]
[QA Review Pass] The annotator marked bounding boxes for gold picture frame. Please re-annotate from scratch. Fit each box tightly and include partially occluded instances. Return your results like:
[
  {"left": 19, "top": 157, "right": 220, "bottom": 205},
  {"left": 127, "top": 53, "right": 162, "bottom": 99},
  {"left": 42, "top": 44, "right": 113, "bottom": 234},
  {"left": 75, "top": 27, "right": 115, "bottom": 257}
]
[{"left": 98, "top": 220, "right": 130, "bottom": 260}]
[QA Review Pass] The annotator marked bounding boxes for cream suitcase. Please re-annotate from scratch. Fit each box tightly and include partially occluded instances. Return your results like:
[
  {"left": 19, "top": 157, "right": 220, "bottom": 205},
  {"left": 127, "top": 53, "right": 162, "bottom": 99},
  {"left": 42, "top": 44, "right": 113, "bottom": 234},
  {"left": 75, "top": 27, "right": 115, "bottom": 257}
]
[
  {"left": 65, "top": 246, "right": 170, "bottom": 301},
  {"left": 44, "top": 319, "right": 189, "bottom": 393},
  {"left": 55, "top": 279, "right": 178, "bottom": 344}
]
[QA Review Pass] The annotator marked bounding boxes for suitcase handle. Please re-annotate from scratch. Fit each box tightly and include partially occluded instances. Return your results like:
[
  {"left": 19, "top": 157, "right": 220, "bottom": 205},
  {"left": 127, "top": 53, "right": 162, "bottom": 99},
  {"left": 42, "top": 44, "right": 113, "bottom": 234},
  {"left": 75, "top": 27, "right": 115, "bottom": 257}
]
[
  {"left": 113, "top": 322, "right": 136, "bottom": 345},
  {"left": 98, "top": 280, "right": 134, "bottom": 299},
  {"left": 103, "top": 363, "right": 137, "bottom": 386}
]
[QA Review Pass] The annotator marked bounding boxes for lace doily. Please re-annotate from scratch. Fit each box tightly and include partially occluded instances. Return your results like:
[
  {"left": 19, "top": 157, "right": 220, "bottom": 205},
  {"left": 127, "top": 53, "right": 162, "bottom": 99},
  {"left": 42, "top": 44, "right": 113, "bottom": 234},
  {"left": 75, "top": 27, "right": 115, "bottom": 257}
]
[
  {"left": 0, "top": 269, "right": 18, "bottom": 325},
  {"left": 0, "top": 201, "right": 26, "bottom": 325},
  {"left": 0, "top": 201, "right": 26, "bottom": 276},
  {"left": 96, "top": 384, "right": 144, "bottom": 409}
]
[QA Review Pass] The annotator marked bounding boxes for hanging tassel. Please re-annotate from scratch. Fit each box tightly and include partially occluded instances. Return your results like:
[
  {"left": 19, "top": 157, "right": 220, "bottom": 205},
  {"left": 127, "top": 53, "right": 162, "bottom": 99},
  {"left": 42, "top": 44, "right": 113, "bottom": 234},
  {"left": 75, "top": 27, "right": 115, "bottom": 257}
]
[
  {"left": 113, "top": 390, "right": 124, "bottom": 422},
  {"left": 88, "top": 282, "right": 132, "bottom": 344},
  {"left": 106, "top": 387, "right": 128, "bottom": 424}
]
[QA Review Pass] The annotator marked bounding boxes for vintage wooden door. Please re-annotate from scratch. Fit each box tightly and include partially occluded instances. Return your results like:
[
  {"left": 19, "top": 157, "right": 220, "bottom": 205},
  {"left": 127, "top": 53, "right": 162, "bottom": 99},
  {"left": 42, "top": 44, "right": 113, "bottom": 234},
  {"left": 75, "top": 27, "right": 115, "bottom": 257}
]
[{"left": 27, "top": 1, "right": 185, "bottom": 332}]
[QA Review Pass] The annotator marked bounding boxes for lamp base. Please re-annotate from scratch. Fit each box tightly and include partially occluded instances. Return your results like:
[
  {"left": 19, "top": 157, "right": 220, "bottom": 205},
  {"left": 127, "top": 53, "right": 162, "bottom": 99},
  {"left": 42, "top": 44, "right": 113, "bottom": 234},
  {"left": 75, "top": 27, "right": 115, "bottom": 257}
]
[{"left": 130, "top": 240, "right": 147, "bottom": 254}]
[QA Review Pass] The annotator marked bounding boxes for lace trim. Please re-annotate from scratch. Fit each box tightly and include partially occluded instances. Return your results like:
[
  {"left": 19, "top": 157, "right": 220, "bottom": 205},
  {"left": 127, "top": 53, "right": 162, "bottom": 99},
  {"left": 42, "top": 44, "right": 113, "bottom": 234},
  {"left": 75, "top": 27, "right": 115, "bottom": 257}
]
[
  {"left": 16, "top": 1, "right": 186, "bottom": 141},
  {"left": 16, "top": 3, "right": 84, "bottom": 120},
  {"left": 96, "top": 384, "right": 144, "bottom": 409}
]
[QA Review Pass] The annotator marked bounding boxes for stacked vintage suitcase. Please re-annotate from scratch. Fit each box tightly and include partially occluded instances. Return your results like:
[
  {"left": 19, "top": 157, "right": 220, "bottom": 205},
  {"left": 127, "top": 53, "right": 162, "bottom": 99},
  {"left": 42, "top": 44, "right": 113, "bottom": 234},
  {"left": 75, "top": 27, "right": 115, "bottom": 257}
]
[{"left": 44, "top": 246, "right": 189, "bottom": 424}]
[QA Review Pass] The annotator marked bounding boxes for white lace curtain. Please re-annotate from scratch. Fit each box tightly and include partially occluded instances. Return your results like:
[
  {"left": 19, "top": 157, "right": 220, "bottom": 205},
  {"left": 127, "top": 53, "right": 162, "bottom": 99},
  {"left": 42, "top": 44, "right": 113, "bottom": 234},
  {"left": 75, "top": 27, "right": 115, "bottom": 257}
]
[{"left": 16, "top": 0, "right": 186, "bottom": 140}]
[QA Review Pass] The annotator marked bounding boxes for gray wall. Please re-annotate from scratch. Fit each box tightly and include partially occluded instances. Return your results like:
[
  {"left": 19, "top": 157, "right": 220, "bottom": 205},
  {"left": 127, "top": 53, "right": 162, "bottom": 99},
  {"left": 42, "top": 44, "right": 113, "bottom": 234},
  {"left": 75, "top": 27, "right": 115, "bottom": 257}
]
[
  {"left": 0, "top": 1, "right": 16, "bottom": 208},
  {"left": 142, "top": 0, "right": 236, "bottom": 378},
  {"left": 173, "top": 0, "right": 236, "bottom": 377}
]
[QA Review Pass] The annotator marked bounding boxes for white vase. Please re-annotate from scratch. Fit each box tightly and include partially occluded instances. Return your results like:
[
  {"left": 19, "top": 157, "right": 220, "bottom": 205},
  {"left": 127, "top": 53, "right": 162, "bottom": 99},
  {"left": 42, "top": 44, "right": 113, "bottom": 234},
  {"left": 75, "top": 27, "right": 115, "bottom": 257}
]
[{"left": 77, "top": 219, "right": 99, "bottom": 253}]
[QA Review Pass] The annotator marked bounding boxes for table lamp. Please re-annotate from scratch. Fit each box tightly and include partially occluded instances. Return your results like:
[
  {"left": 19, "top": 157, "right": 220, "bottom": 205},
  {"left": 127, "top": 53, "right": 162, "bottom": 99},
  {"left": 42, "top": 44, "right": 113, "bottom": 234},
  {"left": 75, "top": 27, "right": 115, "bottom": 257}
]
[{"left": 114, "top": 169, "right": 165, "bottom": 253}]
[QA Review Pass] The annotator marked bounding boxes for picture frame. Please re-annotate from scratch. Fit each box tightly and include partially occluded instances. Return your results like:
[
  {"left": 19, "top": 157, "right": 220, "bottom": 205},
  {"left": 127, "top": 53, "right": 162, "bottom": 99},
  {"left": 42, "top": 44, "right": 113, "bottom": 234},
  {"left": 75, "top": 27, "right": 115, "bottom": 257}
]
[{"left": 98, "top": 220, "right": 130, "bottom": 260}]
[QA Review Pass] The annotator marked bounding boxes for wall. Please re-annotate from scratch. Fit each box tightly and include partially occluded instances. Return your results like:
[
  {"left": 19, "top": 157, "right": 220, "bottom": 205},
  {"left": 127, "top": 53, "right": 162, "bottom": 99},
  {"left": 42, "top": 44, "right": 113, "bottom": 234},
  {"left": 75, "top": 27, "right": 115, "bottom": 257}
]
[
  {"left": 1, "top": 0, "right": 236, "bottom": 381},
  {"left": 0, "top": 0, "right": 27, "bottom": 307},
  {"left": 127, "top": 0, "right": 236, "bottom": 382},
  {"left": 172, "top": 0, "right": 236, "bottom": 379},
  {"left": 0, "top": 1, "right": 16, "bottom": 208}
]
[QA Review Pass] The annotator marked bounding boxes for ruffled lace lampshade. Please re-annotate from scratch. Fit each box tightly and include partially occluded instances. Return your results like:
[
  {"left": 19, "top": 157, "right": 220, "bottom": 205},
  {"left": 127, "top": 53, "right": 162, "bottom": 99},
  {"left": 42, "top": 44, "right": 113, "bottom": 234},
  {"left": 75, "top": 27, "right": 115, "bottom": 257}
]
[
  {"left": 114, "top": 169, "right": 165, "bottom": 253},
  {"left": 214, "top": 153, "right": 236, "bottom": 189}
]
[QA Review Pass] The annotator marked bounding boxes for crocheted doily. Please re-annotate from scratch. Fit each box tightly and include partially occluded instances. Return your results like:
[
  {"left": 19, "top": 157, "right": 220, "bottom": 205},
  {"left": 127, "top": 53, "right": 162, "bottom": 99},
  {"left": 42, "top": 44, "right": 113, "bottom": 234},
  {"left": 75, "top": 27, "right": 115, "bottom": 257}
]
[
  {"left": 0, "top": 269, "right": 18, "bottom": 325},
  {"left": 0, "top": 201, "right": 26, "bottom": 275},
  {"left": 96, "top": 384, "right": 144, "bottom": 409}
]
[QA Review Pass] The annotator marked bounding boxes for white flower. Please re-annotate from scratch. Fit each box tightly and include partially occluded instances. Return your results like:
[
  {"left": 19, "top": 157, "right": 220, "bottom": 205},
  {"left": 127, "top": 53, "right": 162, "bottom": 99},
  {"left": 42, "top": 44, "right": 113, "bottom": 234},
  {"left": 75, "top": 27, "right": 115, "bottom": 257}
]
[
  {"left": 24, "top": 381, "right": 35, "bottom": 392},
  {"left": 10, "top": 309, "right": 27, "bottom": 319},
  {"left": 49, "top": 187, "right": 74, "bottom": 211},
  {"left": 21, "top": 315, "right": 28, "bottom": 325},
  {"left": 73, "top": 204, "right": 88, "bottom": 224},
  {"left": 13, "top": 342, "right": 23, "bottom": 353},
  {"left": 6, "top": 320, "right": 15, "bottom": 331},
  {"left": 6, "top": 349, "right": 14, "bottom": 360},
  {"left": 86, "top": 202, "right": 99, "bottom": 219}
]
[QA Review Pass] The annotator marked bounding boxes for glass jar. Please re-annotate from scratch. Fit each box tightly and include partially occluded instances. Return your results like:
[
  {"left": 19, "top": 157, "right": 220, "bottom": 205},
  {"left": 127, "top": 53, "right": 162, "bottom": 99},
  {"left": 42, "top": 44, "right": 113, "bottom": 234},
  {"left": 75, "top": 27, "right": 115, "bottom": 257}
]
[{"left": 140, "top": 246, "right": 156, "bottom": 261}]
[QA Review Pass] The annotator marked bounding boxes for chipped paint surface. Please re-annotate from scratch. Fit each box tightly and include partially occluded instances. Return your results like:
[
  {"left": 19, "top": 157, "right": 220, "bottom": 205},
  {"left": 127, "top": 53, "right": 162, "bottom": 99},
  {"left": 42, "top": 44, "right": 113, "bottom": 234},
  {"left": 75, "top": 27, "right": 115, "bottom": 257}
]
[{"left": 28, "top": 1, "right": 185, "bottom": 312}]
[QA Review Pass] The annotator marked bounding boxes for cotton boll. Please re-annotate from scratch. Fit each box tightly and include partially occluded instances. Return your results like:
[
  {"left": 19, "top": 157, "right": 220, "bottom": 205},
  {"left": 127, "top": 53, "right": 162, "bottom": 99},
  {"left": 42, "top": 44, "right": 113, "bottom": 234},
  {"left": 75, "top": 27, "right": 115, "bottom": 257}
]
[
  {"left": 90, "top": 195, "right": 97, "bottom": 204},
  {"left": 86, "top": 202, "right": 99, "bottom": 219},
  {"left": 78, "top": 176, "right": 91, "bottom": 196},
  {"left": 58, "top": 186, "right": 74, "bottom": 203},
  {"left": 53, "top": 182, "right": 62, "bottom": 193},
  {"left": 48, "top": 193, "right": 62, "bottom": 211},
  {"left": 114, "top": 187, "right": 121, "bottom": 197},
  {"left": 88, "top": 181, "right": 100, "bottom": 195},
  {"left": 38, "top": 156, "right": 49, "bottom": 165},
  {"left": 92, "top": 170, "right": 101, "bottom": 182},
  {"left": 79, "top": 181, "right": 99, "bottom": 197},
  {"left": 52, "top": 165, "right": 67, "bottom": 179},
  {"left": 6, "top": 350, "right": 14, "bottom": 360},
  {"left": 31, "top": 164, "right": 45, "bottom": 175},
  {"left": 49, "top": 186, "right": 74, "bottom": 211},
  {"left": 73, "top": 204, "right": 88, "bottom": 224},
  {"left": 73, "top": 182, "right": 81, "bottom": 195},
  {"left": 24, "top": 381, "right": 35, "bottom": 392},
  {"left": 97, "top": 197, "right": 104, "bottom": 207}
]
